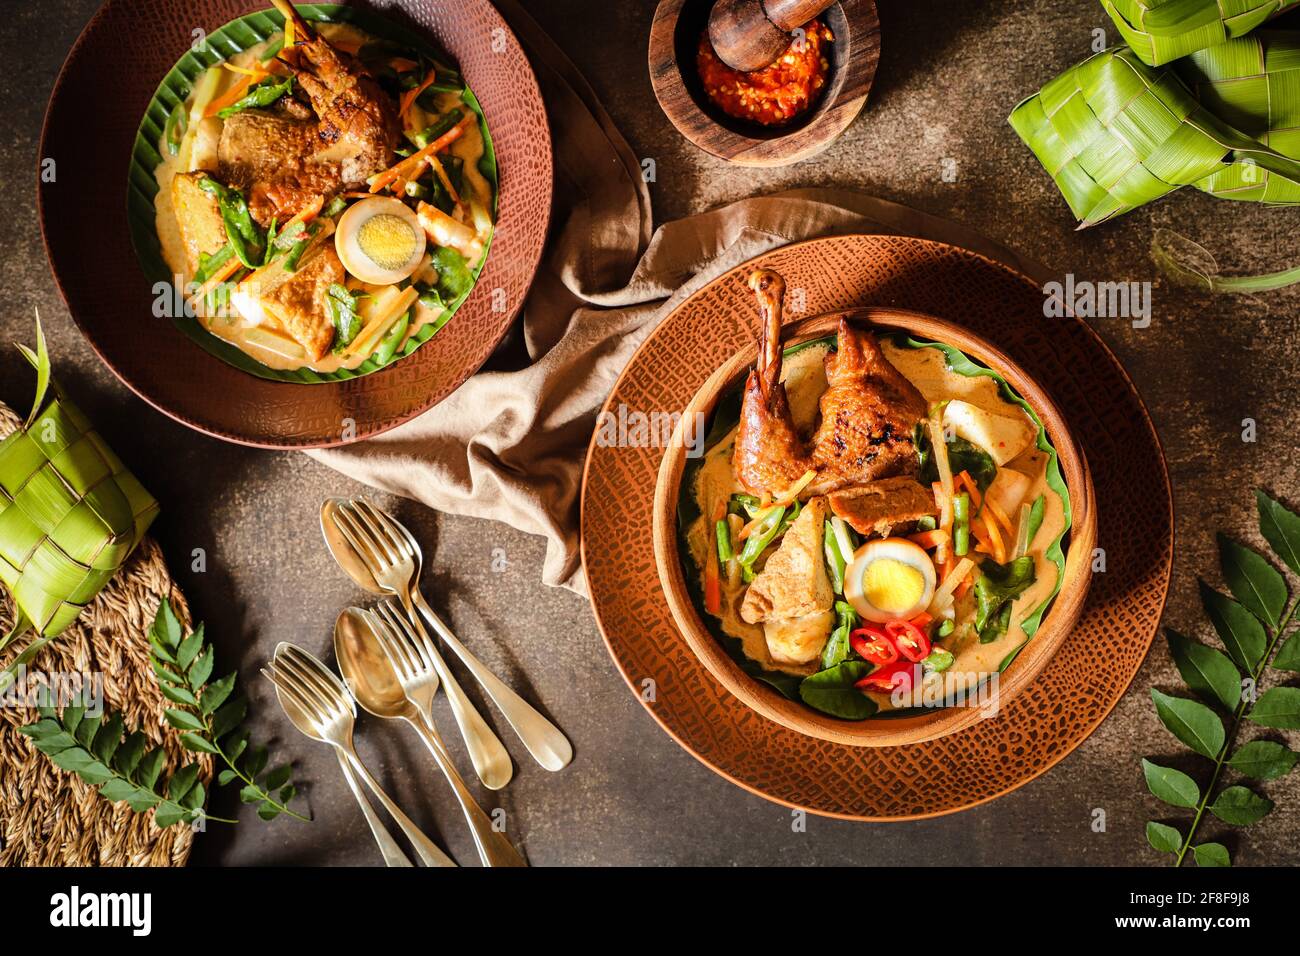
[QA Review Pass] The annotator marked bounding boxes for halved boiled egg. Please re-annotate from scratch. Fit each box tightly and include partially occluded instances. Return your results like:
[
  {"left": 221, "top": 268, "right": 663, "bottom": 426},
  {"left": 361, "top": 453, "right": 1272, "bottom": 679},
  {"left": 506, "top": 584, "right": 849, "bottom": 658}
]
[
  {"left": 844, "top": 538, "right": 937, "bottom": 622},
  {"left": 334, "top": 196, "right": 426, "bottom": 285}
]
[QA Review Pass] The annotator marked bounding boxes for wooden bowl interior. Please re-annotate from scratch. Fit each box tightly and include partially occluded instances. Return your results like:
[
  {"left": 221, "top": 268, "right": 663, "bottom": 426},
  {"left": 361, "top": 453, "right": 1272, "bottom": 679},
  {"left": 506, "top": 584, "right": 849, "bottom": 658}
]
[
  {"left": 653, "top": 308, "right": 1097, "bottom": 748},
  {"left": 671, "top": 0, "right": 849, "bottom": 140}
]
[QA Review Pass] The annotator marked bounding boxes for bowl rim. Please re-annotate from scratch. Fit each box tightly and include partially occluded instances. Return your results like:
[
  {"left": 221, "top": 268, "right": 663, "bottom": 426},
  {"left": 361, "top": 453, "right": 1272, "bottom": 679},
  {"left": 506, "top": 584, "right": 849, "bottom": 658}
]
[
  {"left": 647, "top": 0, "right": 880, "bottom": 167},
  {"left": 651, "top": 305, "right": 1098, "bottom": 747},
  {"left": 35, "top": 0, "right": 552, "bottom": 450}
]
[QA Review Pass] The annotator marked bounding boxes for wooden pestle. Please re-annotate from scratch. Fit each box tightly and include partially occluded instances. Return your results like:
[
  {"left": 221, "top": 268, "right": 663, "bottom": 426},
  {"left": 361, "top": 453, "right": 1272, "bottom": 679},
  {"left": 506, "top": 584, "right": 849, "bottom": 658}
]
[{"left": 707, "top": 0, "right": 836, "bottom": 72}]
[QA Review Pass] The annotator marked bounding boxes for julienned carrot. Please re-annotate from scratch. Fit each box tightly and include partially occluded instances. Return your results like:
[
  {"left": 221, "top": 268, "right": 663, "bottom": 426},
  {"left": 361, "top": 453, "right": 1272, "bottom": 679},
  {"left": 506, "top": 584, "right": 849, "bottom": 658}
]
[
  {"left": 908, "top": 529, "right": 949, "bottom": 551},
  {"left": 187, "top": 257, "right": 243, "bottom": 312},
  {"left": 368, "top": 114, "right": 474, "bottom": 193},
  {"left": 204, "top": 70, "right": 269, "bottom": 118},
  {"left": 399, "top": 68, "right": 437, "bottom": 123}
]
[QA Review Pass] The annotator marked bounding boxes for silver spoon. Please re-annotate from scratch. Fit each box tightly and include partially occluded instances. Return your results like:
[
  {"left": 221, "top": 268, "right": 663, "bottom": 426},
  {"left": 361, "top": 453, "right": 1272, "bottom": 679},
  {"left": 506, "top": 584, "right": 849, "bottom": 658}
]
[
  {"left": 335, "top": 608, "right": 526, "bottom": 867},
  {"left": 345, "top": 497, "right": 574, "bottom": 772}
]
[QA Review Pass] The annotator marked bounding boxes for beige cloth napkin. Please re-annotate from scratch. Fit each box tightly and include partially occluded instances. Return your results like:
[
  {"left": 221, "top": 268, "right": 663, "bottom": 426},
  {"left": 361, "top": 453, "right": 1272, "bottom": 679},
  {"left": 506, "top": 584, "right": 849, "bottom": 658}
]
[{"left": 309, "top": 3, "right": 1049, "bottom": 594}]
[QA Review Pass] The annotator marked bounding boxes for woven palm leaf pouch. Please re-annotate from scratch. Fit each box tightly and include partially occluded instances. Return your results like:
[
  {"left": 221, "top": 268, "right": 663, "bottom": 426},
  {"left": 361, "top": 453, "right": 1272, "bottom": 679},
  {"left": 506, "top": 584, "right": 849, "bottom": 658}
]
[{"left": 0, "top": 320, "right": 158, "bottom": 681}]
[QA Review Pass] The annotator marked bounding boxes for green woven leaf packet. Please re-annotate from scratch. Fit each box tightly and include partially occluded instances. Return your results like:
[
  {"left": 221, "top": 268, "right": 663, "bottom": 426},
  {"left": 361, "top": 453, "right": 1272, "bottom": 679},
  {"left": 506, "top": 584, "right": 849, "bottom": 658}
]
[
  {"left": 0, "top": 318, "right": 158, "bottom": 639},
  {"left": 1008, "top": 45, "right": 1300, "bottom": 226},
  {"left": 1178, "top": 30, "right": 1300, "bottom": 200},
  {"left": 1102, "top": 0, "right": 1299, "bottom": 67}
]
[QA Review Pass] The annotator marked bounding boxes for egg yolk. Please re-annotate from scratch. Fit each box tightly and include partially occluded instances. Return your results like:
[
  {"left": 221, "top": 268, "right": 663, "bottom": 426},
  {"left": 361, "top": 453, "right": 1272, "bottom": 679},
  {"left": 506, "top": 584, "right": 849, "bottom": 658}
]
[
  {"left": 861, "top": 558, "right": 925, "bottom": 615},
  {"left": 357, "top": 214, "right": 417, "bottom": 270}
]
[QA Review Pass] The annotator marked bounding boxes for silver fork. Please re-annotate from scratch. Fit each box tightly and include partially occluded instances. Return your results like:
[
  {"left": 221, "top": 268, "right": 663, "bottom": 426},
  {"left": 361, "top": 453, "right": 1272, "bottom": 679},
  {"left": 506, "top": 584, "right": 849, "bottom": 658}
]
[
  {"left": 333, "top": 501, "right": 513, "bottom": 790},
  {"left": 367, "top": 606, "right": 527, "bottom": 867},
  {"left": 351, "top": 498, "right": 573, "bottom": 772},
  {"left": 261, "top": 643, "right": 456, "bottom": 867}
]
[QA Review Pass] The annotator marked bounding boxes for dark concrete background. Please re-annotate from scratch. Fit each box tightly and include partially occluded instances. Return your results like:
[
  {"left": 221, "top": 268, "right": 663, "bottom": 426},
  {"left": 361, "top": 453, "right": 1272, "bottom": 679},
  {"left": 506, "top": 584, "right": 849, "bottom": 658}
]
[{"left": 3, "top": 0, "right": 1298, "bottom": 866}]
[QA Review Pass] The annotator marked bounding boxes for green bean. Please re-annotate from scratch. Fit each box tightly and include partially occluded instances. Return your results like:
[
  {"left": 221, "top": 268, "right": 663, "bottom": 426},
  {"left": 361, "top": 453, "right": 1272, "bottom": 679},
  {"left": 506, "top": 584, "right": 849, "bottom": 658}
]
[
  {"left": 406, "top": 108, "right": 463, "bottom": 149},
  {"left": 165, "top": 102, "right": 188, "bottom": 156},
  {"left": 372, "top": 311, "right": 411, "bottom": 365},
  {"left": 823, "top": 522, "right": 846, "bottom": 594},
  {"left": 715, "top": 519, "right": 734, "bottom": 563},
  {"left": 738, "top": 505, "right": 785, "bottom": 567},
  {"left": 953, "top": 492, "right": 971, "bottom": 556}
]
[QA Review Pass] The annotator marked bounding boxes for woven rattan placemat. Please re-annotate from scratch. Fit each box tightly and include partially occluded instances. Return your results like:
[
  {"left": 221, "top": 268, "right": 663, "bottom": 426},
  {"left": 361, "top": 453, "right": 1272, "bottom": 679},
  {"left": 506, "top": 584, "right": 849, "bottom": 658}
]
[{"left": 0, "top": 400, "right": 208, "bottom": 866}]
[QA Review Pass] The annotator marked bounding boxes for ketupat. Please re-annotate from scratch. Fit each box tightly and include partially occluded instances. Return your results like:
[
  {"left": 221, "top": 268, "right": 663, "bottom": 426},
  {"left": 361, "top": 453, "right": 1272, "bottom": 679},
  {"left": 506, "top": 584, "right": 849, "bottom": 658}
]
[
  {"left": 0, "top": 317, "right": 158, "bottom": 665},
  {"left": 1101, "top": 0, "right": 1300, "bottom": 67},
  {"left": 1008, "top": 46, "right": 1300, "bottom": 226},
  {"left": 1178, "top": 30, "right": 1300, "bottom": 200}
]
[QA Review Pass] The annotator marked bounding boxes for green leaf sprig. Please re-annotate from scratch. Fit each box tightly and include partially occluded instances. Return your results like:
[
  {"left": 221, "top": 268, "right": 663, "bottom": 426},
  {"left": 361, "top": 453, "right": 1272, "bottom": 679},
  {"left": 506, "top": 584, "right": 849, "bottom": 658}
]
[
  {"left": 20, "top": 704, "right": 233, "bottom": 829},
  {"left": 147, "top": 599, "right": 308, "bottom": 823},
  {"left": 1142, "top": 490, "right": 1300, "bottom": 866}
]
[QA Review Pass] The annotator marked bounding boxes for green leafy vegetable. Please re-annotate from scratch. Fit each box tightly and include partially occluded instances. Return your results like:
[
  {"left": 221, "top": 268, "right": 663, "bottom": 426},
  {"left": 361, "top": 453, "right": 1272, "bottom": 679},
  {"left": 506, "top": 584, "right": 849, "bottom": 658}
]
[
  {"left": 199, "top": 177, "right": 265, "bottom": 268},
  {"left": 819, "top": 601, "right": 858, "bottom": 669},
  {"left": 919, "top": 433, "right": 997, "bottom": 492},
  {"left": 973, "top": 556, "right": 1036, "bottom": 643},
  {"left": 217, "top": 75, "right": 295, "bottom": 118},
  {"left": 326, "top": 284, "right": 366, "bottom": 353},
  {"left": 429, "top": 245, "right": 474, "bottom": 302},
  {"left": 798, "top": 661, "right": 877, "bottom": 720}
]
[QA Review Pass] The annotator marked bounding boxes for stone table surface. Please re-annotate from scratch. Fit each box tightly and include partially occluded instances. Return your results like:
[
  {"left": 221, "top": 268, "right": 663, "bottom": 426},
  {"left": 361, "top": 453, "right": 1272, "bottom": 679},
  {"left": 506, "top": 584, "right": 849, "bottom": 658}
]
[{"left": 4, "top": 0, "right": 1299, "bottom": 866}]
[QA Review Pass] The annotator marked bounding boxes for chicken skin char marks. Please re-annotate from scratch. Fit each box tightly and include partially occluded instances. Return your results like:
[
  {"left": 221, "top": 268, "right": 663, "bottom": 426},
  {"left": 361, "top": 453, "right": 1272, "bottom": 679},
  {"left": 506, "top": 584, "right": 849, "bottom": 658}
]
[
  {"left": 218, "top": 1, "right": 400, "bottom": 227},
  {"left": 732, "top": 269, "right": 928, "bottom": 499}
]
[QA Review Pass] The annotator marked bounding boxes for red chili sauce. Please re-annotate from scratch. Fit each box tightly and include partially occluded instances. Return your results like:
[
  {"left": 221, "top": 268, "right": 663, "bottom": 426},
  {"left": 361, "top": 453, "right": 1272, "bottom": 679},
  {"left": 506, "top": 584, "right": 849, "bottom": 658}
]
[{"left": 696, "top": 19, "right": 833, "bottom": 127}]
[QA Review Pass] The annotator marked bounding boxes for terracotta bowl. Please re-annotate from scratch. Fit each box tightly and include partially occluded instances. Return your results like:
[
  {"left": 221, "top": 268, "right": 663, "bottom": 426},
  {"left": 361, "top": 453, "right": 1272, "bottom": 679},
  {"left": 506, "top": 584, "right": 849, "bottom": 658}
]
[
  {"left": 37, "top": 0, "right": 551, "bottom": 449},
  {"left": 652, "top": 307, "right": 1097, "bottom": 747},
  {"left": 648, "top": 0, "right": 880, "bottom": 167}
]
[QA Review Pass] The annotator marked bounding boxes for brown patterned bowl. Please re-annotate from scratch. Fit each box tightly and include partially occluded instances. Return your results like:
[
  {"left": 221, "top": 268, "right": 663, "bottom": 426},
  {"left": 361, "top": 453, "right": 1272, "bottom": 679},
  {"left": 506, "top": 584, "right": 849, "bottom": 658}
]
[
  {"left": 648, "top": 0, "right": 880, "bottom": 167},
  {"left": 583, "top": 233, "right": 1170, "bottom": 818},
  {"left": 651, "top": 305, "right": 1097, "bottom": 747},
  {"left": 37, "top": 0, "right": 551, "bottom": 449}
]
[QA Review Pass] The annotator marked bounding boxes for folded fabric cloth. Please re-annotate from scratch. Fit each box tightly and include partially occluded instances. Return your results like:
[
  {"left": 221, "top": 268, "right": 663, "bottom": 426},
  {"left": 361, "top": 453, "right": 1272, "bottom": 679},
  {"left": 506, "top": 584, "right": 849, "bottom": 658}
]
[{"left": 310, "top": 2, "right": 1049, "bottom": 594}]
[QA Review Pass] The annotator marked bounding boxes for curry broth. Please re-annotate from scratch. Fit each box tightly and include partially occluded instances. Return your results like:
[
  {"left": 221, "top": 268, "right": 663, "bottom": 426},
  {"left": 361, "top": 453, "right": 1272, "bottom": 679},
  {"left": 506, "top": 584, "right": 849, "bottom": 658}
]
[{"left": 686, "top": 337, "right": 1068, "bottom": 712}]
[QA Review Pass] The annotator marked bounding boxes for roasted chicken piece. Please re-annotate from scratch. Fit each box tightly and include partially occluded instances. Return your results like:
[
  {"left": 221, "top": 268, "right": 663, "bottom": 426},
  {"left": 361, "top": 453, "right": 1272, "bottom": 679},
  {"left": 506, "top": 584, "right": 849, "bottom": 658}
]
[
  {"left": 741, "top": 497, "right": 834, "bottom": 666},
  {"left": 733, "top": 269, "right": 928, "bottom": 498},
  {"left": 273, "top": 0, "right": 399, "bottom": 185},
  {"left": 828, "top": 476, "right": 937, "bottom": 538},
  {"left": 170, "top": 172, "right": 228, "bottom": 276},
  {"left": 217, "top": 111, "right": 342, "bottom": 226},
  {"left": 215, "top": 1, "right": 400, "bottom": 226}
]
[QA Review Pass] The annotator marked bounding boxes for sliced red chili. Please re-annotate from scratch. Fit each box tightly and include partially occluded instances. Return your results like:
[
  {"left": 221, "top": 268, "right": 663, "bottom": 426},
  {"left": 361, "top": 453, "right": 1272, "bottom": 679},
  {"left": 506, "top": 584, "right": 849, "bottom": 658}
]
[
  {"left": 849, "top": 626, "right": 898, "bottom": 666},
  {"left": 855, "top": 660, "right": 917, "bottom": 694},
  {"left": 886, "top": 620, "right": 932, "bottom": 663}
]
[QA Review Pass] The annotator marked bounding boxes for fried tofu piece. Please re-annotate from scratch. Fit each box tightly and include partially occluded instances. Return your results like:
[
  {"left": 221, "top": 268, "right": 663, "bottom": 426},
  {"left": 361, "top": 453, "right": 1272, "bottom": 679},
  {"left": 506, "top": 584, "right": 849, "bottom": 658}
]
[
  {"left": 764, "top": 610, "right": 836, "bottom": 667},
  {"left": 260, "top": 244, "right": 345, "bottom": 362},
  {"left": 170, "top": 172, "right": 227, "bottom": 276},
  {"left": 828, "top": 477, "right": 937, "bottom": 538},
  {"left": 740, "top": 497, "right": 834, "bottom": 665}
]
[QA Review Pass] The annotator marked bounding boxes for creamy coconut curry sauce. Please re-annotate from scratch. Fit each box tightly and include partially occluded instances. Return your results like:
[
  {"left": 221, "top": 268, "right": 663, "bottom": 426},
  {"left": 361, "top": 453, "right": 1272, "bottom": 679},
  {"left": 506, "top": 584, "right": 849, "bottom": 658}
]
[
  {"left": 685, "top": 328, "right": 1068, "bottom": 719},
  {"left": 152, "top": 8, "right": 494, "bottom": 375}
]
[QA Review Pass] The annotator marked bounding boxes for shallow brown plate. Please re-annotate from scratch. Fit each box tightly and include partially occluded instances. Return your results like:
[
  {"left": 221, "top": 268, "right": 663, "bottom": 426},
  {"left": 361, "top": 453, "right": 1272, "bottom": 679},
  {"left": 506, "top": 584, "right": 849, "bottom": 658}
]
[
  {"left": 580, "top": 234, "right": 1172, "bottom": 819},
  {"left": 653, "top": 307, "right": 1096, "bottom": 747},
  {"left": 38, "top": 0, "right": 552, "bottom": 449}
]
